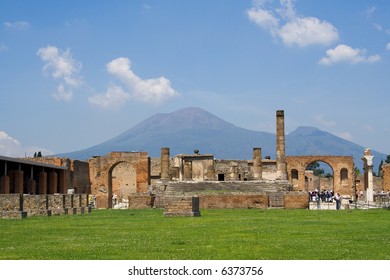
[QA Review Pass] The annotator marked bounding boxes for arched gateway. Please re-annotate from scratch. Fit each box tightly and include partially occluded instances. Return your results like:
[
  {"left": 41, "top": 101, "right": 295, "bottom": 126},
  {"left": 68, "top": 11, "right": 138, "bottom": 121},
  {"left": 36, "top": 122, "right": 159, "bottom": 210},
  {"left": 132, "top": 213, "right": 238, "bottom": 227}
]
[
  {"left": 89, "top": 152, "right": 150, "bottom": 208},
  {"left": 285, "top": 156, "right": 354, "bottom": 196}
]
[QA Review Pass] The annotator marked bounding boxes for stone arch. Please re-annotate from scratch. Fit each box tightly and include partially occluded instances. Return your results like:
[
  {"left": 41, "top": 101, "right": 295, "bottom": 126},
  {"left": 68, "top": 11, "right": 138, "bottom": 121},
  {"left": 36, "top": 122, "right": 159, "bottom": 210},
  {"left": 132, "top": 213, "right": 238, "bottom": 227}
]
[
  {"left": 285, "top": 156, "right": 354, "bottom": 195},
  {"left": 304, "top": 160, "right": 334, "bottom": 193},
  {"left": 88, "top": 152, "right": 150, "bottom": 209},
  {"left": 108, "top": 161, "right": 137, "bottom": 208}
]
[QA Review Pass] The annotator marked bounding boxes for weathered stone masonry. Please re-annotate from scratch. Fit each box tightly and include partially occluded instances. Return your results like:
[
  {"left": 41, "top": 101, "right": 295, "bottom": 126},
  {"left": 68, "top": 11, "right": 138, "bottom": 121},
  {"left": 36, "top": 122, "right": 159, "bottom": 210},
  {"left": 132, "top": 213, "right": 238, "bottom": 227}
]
[{"left": 0, "top": 193, "right": 90, "bottom": 219}]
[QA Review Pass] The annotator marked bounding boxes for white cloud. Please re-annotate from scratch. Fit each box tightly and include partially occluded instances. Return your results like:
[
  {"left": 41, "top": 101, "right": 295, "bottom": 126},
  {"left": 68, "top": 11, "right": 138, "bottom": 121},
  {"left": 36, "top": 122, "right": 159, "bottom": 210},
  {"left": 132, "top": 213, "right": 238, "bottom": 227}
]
[
  {"left": 0, "top": 131, "right": 52, "bottom": 157},
  {"left": 319, "top": 44, "right": 381, "bottom": 65},
  {"left": 37, "top": 45, "right": 82, "bottom": 101},
  {"left": 4, "top": 21, "right": 30, "bottom": 30},
  {"left": 386, "top": 42, "right": 390, "bottom": 50},
  {"left": 88, "top": 85, "right": 130, "bottom": 109},
  {"left": 365, "top": 6, "right": 376, "bottom": 18},
  {"left": 89, "top": 57, "right": 178, "bottom": 109},
  {"left": 247, "top": 0, "right": 338, "bottom": 47}
]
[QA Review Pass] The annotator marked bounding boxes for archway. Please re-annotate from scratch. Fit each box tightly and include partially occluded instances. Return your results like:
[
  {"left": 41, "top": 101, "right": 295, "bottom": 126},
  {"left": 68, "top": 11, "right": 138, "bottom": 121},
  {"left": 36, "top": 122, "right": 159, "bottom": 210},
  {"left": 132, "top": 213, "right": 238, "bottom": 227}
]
[
  {"left": 286, "top": 155, "right": 354, "bottom": 195},
  {"left": 305, "top": 160, "right": 334, "bottom": 202},
  {"left": 108, "top": 161, "right": 136, "bottom": 208}
]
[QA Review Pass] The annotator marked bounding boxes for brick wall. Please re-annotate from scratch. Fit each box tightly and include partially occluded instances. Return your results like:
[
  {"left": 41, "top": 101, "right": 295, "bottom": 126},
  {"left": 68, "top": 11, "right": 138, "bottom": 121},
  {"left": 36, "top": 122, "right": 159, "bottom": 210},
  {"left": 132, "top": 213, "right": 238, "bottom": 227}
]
[
  {"left": 198, "top": 193, "right": 269, "bottom": 209},
  {"left": 284, "top": 192, "right": 309, "bottom": 209},
  {"left": 164, "top": 196, "right": 200, "bottom": 217}
]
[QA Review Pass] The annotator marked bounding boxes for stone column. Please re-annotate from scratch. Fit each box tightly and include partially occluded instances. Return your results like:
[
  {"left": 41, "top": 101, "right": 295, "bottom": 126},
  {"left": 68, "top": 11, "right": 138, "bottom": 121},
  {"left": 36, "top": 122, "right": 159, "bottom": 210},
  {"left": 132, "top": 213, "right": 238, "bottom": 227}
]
[
  {"left": 58, "top": 170, "right": 67, "bottom": 194},
  {"left": 27, "top": 179, "right": 36, "bottom": 194},
  {"left": 39, "top": 172, "right": 48, "bottom": 194},
  {"left": 161, "top": 147, "right": 170, "bottom": 180},
  {"left": 252, "top": 147, "right": 262, "bottom": 180},
  {"left": 362, "top": 148, "right": 374, "bottom": 203},
  {"left": 276, "top": 110, "right": 287, "bottom": 180},
  {"left": 14, "top": 170, "right": 24, "bottom": 193},
  {"left": 183, "top": 161, "right": 192, "bottom": 180},
  {"left": 49, "top": 172, "right": 58, "bottom": 194},
  {"left": 229, "top": 162, "right": 239, "bottom": 180},
  {"left": 0, "top": 175, "right": 10, "bottom": 194}
]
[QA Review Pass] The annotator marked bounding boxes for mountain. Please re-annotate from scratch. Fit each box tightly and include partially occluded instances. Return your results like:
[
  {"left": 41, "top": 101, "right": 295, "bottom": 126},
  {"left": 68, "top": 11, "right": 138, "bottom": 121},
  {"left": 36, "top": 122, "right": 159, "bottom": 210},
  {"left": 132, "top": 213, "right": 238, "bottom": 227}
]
[{"left": 61, "top": 107, "right": 386, "bottom": 171}]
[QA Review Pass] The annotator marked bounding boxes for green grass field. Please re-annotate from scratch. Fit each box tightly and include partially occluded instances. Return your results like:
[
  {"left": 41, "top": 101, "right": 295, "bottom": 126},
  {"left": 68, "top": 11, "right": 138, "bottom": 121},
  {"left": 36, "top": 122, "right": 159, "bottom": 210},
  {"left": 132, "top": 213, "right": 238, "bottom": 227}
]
[{"left": 0, "top": 208, "right": 389, "bottom": 260}]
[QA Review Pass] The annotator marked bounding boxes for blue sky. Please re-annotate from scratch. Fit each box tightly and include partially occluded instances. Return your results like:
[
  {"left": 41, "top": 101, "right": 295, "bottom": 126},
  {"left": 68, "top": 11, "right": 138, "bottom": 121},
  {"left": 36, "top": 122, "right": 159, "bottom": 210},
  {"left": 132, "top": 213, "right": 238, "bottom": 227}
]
[{"left": 1, "top": 0, "right": 390, "bottom": 158}]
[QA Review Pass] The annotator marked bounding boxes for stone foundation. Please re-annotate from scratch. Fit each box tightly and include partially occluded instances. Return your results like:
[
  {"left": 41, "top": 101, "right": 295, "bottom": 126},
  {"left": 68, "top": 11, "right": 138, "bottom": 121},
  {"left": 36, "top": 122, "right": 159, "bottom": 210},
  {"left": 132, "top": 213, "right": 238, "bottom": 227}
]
[
  {"left": 198, "top": 193, "right": 268, "bottom": 209},
  {"left": 0, "top": 194, "right": 90, "bottom": 219},
  {"left": 128, "top": 193, "right": 155, "bottom": 209},
  {"left": 164, "top": 196, "right": 200, "bottom": 217},
  {"left": 284, "top": 192, "right": 309, "bottom": 209}
]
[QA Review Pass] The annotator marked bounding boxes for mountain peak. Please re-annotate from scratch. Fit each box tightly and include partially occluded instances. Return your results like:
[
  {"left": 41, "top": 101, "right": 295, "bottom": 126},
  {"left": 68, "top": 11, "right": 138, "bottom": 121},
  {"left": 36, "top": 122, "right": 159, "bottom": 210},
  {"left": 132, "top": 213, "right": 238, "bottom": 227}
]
[
  {"left": 131, "top": 107, "right": 237, "bottom": 132},
  {"left": 288, "top": 126, "right": 322, "bottom": 136}
]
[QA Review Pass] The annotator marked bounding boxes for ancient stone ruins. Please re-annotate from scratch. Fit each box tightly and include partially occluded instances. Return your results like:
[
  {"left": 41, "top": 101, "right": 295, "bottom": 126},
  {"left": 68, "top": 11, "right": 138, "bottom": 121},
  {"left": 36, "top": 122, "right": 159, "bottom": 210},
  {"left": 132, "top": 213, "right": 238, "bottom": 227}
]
[{"left": 1, "top": 110, "right": 389, "bottom": 218}]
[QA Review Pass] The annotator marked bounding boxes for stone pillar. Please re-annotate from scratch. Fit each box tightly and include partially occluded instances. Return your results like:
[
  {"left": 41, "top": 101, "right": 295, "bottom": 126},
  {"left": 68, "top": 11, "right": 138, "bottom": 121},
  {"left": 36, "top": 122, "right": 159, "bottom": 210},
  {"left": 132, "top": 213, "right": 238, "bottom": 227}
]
[
  {"left": 276, "top": 110, "right": 287, "bottom": 180},
  {"left": 362, "top": 148, "right": 374, "bottom": 203},
  {"left": 49, "top": 172, "right": 58, "bottom": 194},
  {"left": 58, "top": 170, "right": 67, "bottom": 194},
  {"left": 206, "top": 164, "right": 216, "bottom": 181},
  {"left": 27, "top": 179, "right": 36, "bottom": 194},
  {"left": 0, "top": 175, "right": 10, "bottom": 194},
  {"left": 230, "top": 162, "right": 239, "bottom": 180},
  {"left": 183, "top": 161, "right": 192, "bottom": 180},
  {"left": 161, "top": 147, "right": 170, "bottom": 180},
  {"left": 39, "top": 172, "right": 48, "bottom": 194},
  {"left": 14, "top": 170, "right": 24, "bottom": 193},
  {"left": 252, "top": 147, "right": 262, "bottom": 180}
]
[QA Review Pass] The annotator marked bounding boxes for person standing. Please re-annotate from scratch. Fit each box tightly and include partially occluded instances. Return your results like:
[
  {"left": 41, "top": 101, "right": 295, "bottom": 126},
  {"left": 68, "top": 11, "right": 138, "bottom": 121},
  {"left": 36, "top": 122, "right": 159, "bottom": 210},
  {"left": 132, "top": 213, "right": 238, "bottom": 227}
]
[{"left": 334, "top": 192, "right": 342, "bottom": 210}]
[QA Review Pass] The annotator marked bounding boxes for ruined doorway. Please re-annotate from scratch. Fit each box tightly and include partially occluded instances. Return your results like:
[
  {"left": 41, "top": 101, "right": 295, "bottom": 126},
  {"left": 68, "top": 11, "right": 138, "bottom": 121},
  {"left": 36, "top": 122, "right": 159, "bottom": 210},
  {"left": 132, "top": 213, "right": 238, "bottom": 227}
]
[
  {"left": 305, "top": 161, "right": 334, "bottom": 201},
  {"left": 108, "top": 161, "right": 136, "bottom": 208}
]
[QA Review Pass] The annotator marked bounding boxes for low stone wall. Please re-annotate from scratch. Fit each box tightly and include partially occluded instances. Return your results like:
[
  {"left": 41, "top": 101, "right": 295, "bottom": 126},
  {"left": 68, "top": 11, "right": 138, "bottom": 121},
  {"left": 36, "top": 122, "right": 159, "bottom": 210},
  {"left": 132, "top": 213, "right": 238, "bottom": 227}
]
[
  {"left": 284, "top": 192, "right": 309, "bottom": 209},
  {"left": 164, "top": 196, "right": 200, "bottom": 217},
  {"left": 0, "top": 194, "right": 90, "bottom": 219},
  {"left": 198, "top": 193, "right": 269, "bottom": 209},
  {"left": 128, "top": 193, "right": 155, "bottom": 209}
]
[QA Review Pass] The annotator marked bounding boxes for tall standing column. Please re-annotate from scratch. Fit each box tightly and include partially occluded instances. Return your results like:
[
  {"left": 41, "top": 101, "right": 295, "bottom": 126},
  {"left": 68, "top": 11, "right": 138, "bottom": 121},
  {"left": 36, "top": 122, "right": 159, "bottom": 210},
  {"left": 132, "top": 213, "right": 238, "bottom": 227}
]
[
  {"left": 49, "top": 172, "right": 58, "bottom": 194},
  {"left": 252, "top": 147, "right": 262, "bottom": 180},
  {"left": 276, "top": 110, "right": 287, "bottom": 180},
  {"left": 362, "top": 148, "right": 374, "bottom": 203},
  {"left": 161, "top": 147, "right": 170, "bottom": 180},
  {"left": 39, "top": 172, "right": 48, "bottom": 194},
  {"left": 14, "top": 170, "right": 24, "bottom": 193}
]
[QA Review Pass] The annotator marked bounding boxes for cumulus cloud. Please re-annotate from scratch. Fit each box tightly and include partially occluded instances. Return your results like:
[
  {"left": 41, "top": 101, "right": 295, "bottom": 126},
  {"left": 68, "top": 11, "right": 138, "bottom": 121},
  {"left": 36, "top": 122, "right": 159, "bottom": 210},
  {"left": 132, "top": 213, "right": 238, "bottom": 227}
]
[
  {"left": 0, "top": 131, "right": 52, "bottom": 157},
  {"left": 247, "top": 0, "right": 338, "bottom": 47},
  {"left": 37, "top": 45, "right": 82, "bottom": 101},
  {"left": 89, "top": 57, "right": 178, "bottom": 109},
  {"left": 4, "top": 21, "right": 30, "bottom": 30},
  {"left": 88, "top": 85, "right": 130, "bottom": 109},
  {"left": 319, "top": 44, "right": 381, "bottom": 65}
]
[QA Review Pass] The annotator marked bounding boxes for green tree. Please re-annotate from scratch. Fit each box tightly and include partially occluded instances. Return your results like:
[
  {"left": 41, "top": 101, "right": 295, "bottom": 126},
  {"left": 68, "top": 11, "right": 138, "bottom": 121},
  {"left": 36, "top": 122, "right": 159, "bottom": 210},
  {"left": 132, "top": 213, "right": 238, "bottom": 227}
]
[{"left": 307, "top": 162, "right": 324, "bottom": 176}]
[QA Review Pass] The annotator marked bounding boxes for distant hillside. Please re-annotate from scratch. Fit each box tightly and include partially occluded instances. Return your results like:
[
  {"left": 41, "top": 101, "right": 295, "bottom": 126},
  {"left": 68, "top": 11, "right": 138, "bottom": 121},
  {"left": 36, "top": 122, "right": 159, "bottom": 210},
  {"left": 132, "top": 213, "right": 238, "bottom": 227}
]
[{"left": 61, "top": 107, "right": 387, "bottom": 171}]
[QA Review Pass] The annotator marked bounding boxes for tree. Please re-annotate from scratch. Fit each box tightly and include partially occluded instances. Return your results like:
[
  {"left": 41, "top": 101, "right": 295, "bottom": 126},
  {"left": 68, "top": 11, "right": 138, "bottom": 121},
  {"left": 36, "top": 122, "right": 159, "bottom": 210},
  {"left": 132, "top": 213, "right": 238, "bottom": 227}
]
[
  {"left": 378, "top": 159, "right": 384, "bottom": 177},
  {"left": 385, "top": 155, "right": 390, "bottom": 164},
  {"left": 307, "top": 162, "right": 325, "bottom": 177}
]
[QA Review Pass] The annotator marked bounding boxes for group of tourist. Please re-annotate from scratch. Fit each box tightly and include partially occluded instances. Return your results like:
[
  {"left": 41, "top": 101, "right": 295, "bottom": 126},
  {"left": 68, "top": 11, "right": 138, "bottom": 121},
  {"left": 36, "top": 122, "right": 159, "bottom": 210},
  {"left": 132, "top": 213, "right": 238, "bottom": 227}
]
[
  {"left": 309, "top": 189, "right": 342, "bottom": 210},
  {"left": 309, "top": 189, "right": 335, "bottom": 202}
]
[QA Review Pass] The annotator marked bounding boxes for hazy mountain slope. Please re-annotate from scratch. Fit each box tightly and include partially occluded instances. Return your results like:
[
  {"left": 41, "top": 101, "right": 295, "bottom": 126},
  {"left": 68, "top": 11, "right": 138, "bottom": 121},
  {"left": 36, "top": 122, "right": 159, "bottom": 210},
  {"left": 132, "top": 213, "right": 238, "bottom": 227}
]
[{"left": 61, "top": 107, "right": 386, "bottom": 171}]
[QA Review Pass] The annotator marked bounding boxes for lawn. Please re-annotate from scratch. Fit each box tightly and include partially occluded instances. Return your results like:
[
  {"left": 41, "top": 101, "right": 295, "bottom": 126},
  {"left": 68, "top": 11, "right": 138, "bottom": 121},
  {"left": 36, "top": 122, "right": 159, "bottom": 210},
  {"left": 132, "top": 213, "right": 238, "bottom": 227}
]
[{"left": 0, "top": 208, "right": 389, "bottom": 260}]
